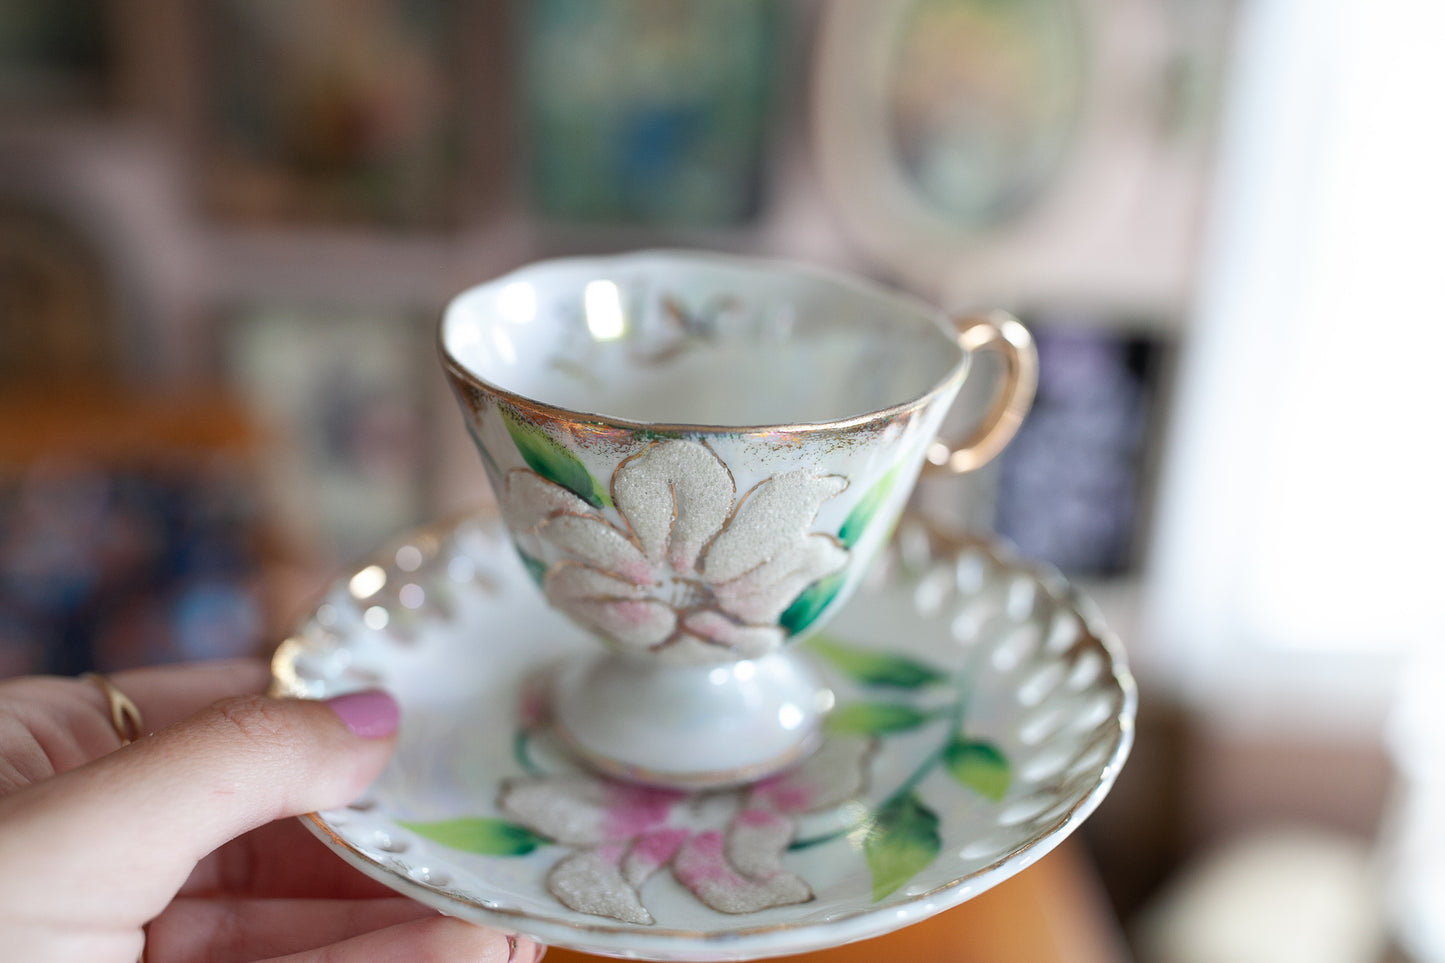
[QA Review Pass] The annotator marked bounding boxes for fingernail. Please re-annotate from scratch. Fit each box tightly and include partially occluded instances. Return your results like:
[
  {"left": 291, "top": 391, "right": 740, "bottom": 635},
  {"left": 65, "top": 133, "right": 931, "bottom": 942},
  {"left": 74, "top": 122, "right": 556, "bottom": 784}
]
[
  {"left": 506, "top": 936, "right": 546, "bottom": 962},
  {"left": 325, "top": 690, "right": 399, "bottom": 739}
]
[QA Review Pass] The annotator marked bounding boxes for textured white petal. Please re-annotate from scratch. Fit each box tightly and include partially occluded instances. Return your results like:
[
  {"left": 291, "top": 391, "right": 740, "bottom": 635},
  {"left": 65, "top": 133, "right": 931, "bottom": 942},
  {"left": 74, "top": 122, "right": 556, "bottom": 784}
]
[
  {"left": 701, "top": 472, "right": 848, "bottom": 583},
  {"left": 499, "top": 775, "right": 680, "bottom": 846},
  {"left": 536, "top": 514, "right": 653, "bottom": 585},
  {"left": 750, "top": 736, "right": 876, "bottom": 814},
  {"left": 498, "top": 775, "right": 616, "bottom": 846},
  {"left": 503, "top": 469, "right": 594, "bottom": 530},
  {"left": 680, "top": 610, "right": 785, "bottom": 660},
  {"left": 612, "top": 440, "right": 734, "bottom": 573},
  {"left": 712, "top": 535, "right": 849, "bottom": 623},
  {"left": 548, "top": 849, "right": 655, "bottom": 925},
  {"left": 548, "top": 591, "right": 677, "bottom": 651},
  {"left": 725, "top": 808, "right": 796, "bottom": 881},
  {"left": 650, "top": 633, "right": 739, "bottom": 666},
  {"left": 545, "top": 562, "right": 647, "bottom": 601}
]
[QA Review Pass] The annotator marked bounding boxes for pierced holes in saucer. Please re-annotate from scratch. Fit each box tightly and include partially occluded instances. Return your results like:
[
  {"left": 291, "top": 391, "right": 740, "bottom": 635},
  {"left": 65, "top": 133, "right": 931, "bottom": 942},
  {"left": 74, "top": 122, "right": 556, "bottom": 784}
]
[
  {"left": 373, "top": 831, "right": 408, "bottom": 854},
  {"left": 1004, "top": 575, "right": 1039, "bottom": 621},
  {"left": 1017, "top": 662, "right": 1066, "bottom": 707},
  {"left": 347, "top": 798, "right": 377, "bottom": 813},
  {"left": 914, "top": 566, "right": 954, "bottom": 616},
  {"left": 953, "top": 550, "right": 990, "bottom": 595},
  {"left": 949, "top": 609, "right": 982, "bottom": 645},
  {"left": 1065, "top": 736, "right": 1114, "bottom": 780},
  {"left": 996, "top": 792, "right": 1058, "bottom": 828},
  {"left": 408, "top": 866, "right": 450, "bottom": 887},
  {"left": 292, "top": 635, "right": 353, "bottom": 682},
  {"left": 894, "top": 521, "right": 933, "bottom": 571},
  {"left": 1065, "top": 650, "right": 1104, "bottom": 691},
  {"left": 957, "top": 828, "right": 1021, "bottom": 862},
  {"left": 1018, "top": 702, "right": 1071, "bottom": 747},
  {"left": 1044, "top": 610, "right": 1083, "bottom": 654},
  {"left": 989, "top": 623, "right": 1042, "bottom": 674},
  {"left": 1017, "top": 742, "right": 1076, "bottom": 783},
  {"left": 1063, "top": 694, "right": 1115, "bottom": 736}
]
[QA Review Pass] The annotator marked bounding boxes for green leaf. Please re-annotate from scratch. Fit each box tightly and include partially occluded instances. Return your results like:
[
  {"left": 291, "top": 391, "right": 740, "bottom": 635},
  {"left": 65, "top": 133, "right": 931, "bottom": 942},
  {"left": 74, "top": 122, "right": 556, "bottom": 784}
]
[
  {"left": 516, "top": 548, "right": 548, "bottom": 588},
  {"left": 943, "top": 739, "right": 1012, "bottom": 801},
  {"left": 397, "top": 818, "right": 550, "bottom": 856},
  {"left": 825, "top": 702, "right": 934, "bottom": 735},
  {"left": 500, "top": 407, "right": 609, "bottom": 509},
  {"left": 808, "top": 636, "right": 946, "bottom": 689},
  {"left": 838, "top": 466, "right": 901, "bottom": 549},
  {"left": 861, "top": 793, "right": 942, "bottom": 901},
  {"left": 779, "top": 572, "right": 845, "bottom": 636}
]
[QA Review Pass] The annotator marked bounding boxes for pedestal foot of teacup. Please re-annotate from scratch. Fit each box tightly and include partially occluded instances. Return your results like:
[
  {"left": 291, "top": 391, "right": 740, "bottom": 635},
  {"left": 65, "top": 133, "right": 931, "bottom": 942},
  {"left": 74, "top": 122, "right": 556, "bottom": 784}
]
[{"left": 550, "top": 650, "right": 834, "bottom": 790}]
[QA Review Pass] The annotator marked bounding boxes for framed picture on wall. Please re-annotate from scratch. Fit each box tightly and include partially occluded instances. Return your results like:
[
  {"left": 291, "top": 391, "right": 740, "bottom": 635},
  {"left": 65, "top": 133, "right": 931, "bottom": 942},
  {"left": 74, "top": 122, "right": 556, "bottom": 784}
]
[
  {"left": 0, "top": 0, "right": 113, "bottom": 114},
  {"left": 990, "top": 312, "right": 1174, "bottom": 578},
  {"left": 194, "top": 0, "right": 464, "bottom": 228},
  {"left": 223, "top": 304, "right": 433, "bottom": 563},
  {"left": 517, "top": 0, "right": 783, "bottom": 228},
  {"left": 813, "top": 0, "right": 1233, "bottom": 311}
]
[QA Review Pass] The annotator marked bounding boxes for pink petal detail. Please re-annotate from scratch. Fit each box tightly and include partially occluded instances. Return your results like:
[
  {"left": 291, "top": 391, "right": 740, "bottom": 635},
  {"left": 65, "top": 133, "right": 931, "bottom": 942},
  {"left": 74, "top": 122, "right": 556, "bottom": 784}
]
[
  {"left": 546, "top": 569, "right": 677, "bottom": 650},
  {"left": 622, "top": 827, "right": 692, "bottom": 888},
  {"left": 680, "top": 610, "right": 785, "bottom": 660},
  {"left": 600, "top": 784, "right": 687, "bottom": 840},
  {"left": 499, "top": 775, "right": 680, "bottom": 847},
  {"left": 568, "top": 598, "right": 678, "bottom": 650},
  {"left": 649, "top": 632, "right": 742, "bottom": 666},
  {"left": 672, "top": 830, "right": 813, "bottom": 914}
]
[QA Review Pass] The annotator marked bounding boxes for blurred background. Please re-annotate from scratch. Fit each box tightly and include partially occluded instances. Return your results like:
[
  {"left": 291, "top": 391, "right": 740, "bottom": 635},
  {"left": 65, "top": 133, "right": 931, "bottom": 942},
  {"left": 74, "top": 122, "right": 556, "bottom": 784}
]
[{"left": 1, "top": 1, "right": 1440, "bottom": 960}]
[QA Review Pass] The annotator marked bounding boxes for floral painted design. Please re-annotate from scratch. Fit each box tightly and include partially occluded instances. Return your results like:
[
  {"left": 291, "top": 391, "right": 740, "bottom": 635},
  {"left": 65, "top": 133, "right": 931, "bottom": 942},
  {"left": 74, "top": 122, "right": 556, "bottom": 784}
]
[
  {"left": 502, "top": 437, "right": 851, "bottom": 664},
  {"left": 494, "top": 737, "right": 874, "bottom": 924},
  {"left": 400, "top": 639, "right": 1015, "bottom": 922}
]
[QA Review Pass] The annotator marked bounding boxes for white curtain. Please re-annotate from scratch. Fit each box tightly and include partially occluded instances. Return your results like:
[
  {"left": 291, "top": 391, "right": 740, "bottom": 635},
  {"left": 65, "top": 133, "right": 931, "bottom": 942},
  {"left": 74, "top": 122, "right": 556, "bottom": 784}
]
[
  {"left": 1145, "top": 0, "right": 1445, "bottom": 716},
  {"left": 1144, "top": 0, "right": 1445, "bottom": 956}
]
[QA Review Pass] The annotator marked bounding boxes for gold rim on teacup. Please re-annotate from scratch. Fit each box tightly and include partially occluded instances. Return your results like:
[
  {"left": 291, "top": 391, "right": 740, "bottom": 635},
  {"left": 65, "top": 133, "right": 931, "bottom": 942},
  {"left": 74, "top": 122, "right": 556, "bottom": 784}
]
[{"left": 439, "top": 249, "right": 1037, "bottom": 788}]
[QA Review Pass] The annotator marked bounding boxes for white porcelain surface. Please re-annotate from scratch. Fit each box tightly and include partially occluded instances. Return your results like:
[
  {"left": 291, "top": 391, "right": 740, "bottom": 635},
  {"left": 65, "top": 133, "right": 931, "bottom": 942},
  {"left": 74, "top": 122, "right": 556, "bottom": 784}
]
[
  {"left": 441, "top": 251, "right": 963, "bottom": 427},
  {"left": 272, "top": 513, "right": 1135, "bottom": 961},
  {"left": 439, "top": 252, "right": 1036, "bottom": 786},
  {"left": 552, "top": 651, "right": 830, "bottom": 788}
]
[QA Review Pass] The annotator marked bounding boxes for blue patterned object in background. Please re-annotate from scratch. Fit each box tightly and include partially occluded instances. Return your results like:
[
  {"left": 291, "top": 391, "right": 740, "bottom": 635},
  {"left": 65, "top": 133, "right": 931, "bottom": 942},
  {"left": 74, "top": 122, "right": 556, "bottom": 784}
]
[
  {"left": 993, "top": 322, "right": 1169, "bottom": 578},
  {"left": 0, "top": 462, "right": 266, "bottom": 677},
  {"left": 519, "top": 0, "right": 781, "bottom": 226}
]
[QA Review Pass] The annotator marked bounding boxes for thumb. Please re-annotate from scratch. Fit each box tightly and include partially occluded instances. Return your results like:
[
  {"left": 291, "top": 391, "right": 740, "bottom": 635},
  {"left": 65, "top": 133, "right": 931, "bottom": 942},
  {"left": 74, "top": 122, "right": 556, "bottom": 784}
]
[{"left": 0, "top": 690, "right": 398, "bottom": 930}]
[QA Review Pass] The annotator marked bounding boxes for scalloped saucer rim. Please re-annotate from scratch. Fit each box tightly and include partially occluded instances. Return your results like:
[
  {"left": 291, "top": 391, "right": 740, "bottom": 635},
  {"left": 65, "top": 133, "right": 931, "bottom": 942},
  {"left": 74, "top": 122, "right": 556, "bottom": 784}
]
[{"left": 271, "top": 512, "right": 1136, "bottom": 961}]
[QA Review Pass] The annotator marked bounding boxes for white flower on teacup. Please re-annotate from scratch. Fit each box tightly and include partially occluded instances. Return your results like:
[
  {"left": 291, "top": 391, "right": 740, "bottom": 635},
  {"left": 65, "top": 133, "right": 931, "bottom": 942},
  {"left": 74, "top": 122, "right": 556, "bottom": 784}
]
[{"left": 503, "top": 439, "right": 849, "bottom": 663}]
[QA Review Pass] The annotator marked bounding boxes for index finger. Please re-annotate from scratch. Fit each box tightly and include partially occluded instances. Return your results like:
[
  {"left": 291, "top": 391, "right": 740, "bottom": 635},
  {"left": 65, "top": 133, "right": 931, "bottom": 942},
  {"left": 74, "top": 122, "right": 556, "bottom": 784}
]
[{"left": 109, "top": 659, "right": 272, "bottom": 732}]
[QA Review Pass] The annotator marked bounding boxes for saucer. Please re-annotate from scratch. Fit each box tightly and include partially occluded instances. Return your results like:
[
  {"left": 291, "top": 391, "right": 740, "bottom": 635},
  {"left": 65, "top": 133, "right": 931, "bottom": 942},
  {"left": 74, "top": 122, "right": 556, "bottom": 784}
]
[{"left": 272, "top": 513, "right": 1136, "bottom": 961}]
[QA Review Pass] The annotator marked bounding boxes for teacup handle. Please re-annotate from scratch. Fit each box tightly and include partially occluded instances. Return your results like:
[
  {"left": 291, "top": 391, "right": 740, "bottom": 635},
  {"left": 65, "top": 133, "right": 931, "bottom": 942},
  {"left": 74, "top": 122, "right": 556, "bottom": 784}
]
[{"left": 923, "top": 311, "right": 1039, "bottom": 475}]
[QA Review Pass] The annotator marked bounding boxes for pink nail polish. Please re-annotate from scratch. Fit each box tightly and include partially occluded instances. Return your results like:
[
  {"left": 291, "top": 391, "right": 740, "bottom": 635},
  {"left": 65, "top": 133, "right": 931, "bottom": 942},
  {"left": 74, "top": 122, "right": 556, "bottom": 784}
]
[{"left": 325, "top": 690, "right": 400, "bottom": 739}]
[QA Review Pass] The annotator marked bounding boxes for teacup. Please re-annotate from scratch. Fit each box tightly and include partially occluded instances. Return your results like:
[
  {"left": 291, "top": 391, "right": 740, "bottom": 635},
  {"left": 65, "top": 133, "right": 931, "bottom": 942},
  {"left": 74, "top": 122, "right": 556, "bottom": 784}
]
[{"left": 440, "top": 250, "right": 1035, "bottom": 788}]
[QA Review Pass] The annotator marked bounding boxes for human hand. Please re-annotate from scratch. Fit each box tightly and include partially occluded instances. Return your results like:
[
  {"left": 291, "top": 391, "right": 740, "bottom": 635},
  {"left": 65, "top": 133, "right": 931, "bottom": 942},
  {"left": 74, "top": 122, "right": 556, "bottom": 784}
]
[{"left": 0, "top": 660, "right": 545, "bottom": 962}]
